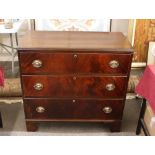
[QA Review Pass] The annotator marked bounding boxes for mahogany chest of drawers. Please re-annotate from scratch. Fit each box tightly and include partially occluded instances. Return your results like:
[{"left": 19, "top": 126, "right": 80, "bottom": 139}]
[{"left": 18, "top": 31, "right": 133, "bottom": 132}]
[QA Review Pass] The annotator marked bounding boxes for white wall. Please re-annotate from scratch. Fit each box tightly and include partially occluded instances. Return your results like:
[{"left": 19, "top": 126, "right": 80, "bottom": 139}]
[{"left": 111, "top": 19, "right": 129, "bottom": 36}]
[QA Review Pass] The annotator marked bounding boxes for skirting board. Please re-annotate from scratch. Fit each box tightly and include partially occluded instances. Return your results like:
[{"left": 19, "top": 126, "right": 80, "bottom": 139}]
[
  {"left": 0, "top": 55, "right": 18, "bottom": 61},
  {"left": 131, "top": 62, "right": 146, "bottom": 68},
  {"left": 0, "top": 97, "right": 22, "bottom": 104}
]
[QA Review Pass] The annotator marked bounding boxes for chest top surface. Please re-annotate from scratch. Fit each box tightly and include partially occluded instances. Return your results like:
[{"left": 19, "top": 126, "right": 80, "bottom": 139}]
[{"left": 18, "top": 31, "right": 133, "bottom": 52}]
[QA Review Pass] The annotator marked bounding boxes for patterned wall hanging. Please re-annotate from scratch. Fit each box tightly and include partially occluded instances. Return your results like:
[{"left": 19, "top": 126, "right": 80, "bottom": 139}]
[{"left": 35, "top": 19, "right": 111, "bottom": 32}]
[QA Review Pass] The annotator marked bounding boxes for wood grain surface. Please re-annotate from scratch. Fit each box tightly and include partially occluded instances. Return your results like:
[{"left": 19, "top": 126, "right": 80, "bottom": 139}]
[
  {"left": 19, "top": 52, "right": 132, "bottom": 75},
  {"left": 18, "top": 31, "right": 133, "bottom": 132},
  {"left": 22, "top": 75, "right": 127, "bottom": 98},
  {"left": 24, "top": 98, "right": 124, "bottom": 120},
  {"left": 18, "top": 31, "right": 133, "bottom": 52}
]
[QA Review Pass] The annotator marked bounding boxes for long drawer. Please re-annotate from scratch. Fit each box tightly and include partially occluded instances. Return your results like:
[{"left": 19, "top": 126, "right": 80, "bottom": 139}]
[
  {"left": 24, "top": 99, "right": 124, "bottom": 120},
  {"left": 19, "top": 52, "right": 132, "bottom": 75},
  {"left": 21, "top": 75, "right": 127, "bottom": 98}
]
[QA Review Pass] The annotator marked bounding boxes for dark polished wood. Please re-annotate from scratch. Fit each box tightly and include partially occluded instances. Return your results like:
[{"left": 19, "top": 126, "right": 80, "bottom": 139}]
[
  {"left": 19, "top": 52, "right": 132, "bottom": 75},
  {"left": 18, "top": 31, "right": 133, "bottom": 52},
  {"left": 22, "top": 75, "right": 127, "bottom": 98},
  {"left": 24, "top": 99, "right": 124, "bottom": 120},
  {"left": 110, "top": 120, "right": 122, "bottom": 132},
  {"left": 26, "top": 121, "right": 38, "bottom": 132},
  {"left": 18, "top": 31, "right": 133, "bottom": 132}
]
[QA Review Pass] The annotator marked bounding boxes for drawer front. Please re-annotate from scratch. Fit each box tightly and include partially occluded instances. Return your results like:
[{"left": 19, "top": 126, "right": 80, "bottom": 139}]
[
  {"left": 24, "top": 99, "right": 124, "bottom": 120},
  {"left": 19, "top": 52, "right": 132, "bottom": 74},
  {"left": 19, "top": 52, "right": 74, "bottom": 74},
  {"left": 22, "top": 75, "right": 127, "bottom": 98},
  {"left": 75, "top": 53, "right": 132, "bottom": 74}
]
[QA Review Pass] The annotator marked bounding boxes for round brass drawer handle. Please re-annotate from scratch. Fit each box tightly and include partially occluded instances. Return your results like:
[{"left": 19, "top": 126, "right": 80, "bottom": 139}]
[
  {"left": 36, "top": 106, "right": 45, "bottom": 113},
  {"left": 109, "top": 60, "right": 119, "bottom": 68},
  {"left": 33, "top": 83, "right": 43, "bottom": 90},
  {"left": 106, "top": 83, "right": 115, "bottom": 91},
  {"left": 73, "top": 54, "right": 78, "bottom": 59},
  {"left": 72, "top": 99, "right": 76, "bottom": 103},
  {"left": 102, "top": 106, "right": 112, "bottom": 114},
  {"left": 73, "top": 76, "right": 77, "bottom": 80},
  {"left": 32, "top": 59, "right": 42, "bottom": 68}
]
